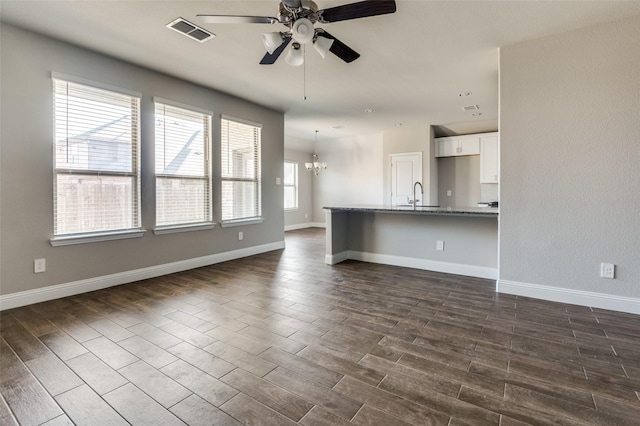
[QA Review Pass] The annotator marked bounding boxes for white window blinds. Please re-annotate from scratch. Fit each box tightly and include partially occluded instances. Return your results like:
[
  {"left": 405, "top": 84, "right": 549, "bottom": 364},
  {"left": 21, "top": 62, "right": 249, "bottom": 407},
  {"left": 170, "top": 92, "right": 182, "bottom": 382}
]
[
  {"left": 53, "top": 78, "right": 140, "bottom": 236},
  {"left": 155, "top": 101, "right": 212, "bottom": 227},
  {"left": 284, "top": 161, "right": 298, "bottom": 210},
  {"left": 221, "top": 117, "right": 262, "bottom": 222}
]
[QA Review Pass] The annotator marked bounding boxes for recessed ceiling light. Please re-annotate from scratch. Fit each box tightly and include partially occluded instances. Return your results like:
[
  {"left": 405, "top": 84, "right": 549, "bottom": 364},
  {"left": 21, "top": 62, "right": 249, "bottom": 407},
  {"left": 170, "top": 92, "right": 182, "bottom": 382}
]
[
  {"left": 332, "top": 125, "right": 345, "bottom": 129},
  {"left": 364, "top": 108, "right": 376, "bottom": 113}
]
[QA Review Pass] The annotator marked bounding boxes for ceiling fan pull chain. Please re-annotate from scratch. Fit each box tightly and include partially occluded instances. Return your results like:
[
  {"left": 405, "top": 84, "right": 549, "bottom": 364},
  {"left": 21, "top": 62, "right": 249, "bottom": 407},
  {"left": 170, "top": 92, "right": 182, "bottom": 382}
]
[{"left": 303, "top": 44, "right": 307, "bottom": 100}]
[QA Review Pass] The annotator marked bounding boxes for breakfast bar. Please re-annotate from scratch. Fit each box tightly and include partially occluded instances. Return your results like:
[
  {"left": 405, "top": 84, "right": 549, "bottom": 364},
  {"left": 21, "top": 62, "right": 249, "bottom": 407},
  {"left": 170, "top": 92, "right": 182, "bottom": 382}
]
[{"left": 323, "top": 205, "right": 499, "bottom": 279}]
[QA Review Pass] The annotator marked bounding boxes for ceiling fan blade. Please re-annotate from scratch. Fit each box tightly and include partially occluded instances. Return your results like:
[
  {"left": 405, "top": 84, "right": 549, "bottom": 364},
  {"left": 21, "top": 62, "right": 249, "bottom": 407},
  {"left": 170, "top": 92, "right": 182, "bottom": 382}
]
[
  {"left": 260, "top": 36, "right": 292, "bottom": 65},
  {"left": 319, "top": 0, "right": 396, "bottom": 23},
  {"left": 318, "top": 31, "right": 360, "bottom": 63},
  {"left": 197, "top": 15, "right": 279, "bottom": 24}
]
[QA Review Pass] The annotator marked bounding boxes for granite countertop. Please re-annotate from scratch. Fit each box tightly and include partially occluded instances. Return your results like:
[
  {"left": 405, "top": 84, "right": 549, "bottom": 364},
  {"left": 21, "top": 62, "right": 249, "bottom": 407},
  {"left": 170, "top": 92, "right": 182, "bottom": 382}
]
[{"left": 323, "top": 205, "right": 499, "bottom": 217}]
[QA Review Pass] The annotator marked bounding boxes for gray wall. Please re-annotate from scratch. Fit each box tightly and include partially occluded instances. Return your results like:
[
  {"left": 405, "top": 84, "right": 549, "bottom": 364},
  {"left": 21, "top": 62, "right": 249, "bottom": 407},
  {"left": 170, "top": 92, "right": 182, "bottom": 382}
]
[
  {"left": 312, "top": 125, "right": 441, "bottom": 225},
  {"left": 500, "top": 14, "right": 640, "bottom": 298},
  {"left": 312, "top": 133, "right": 384, "bottom": 223},
  {"left": 284, "top": 147, "right": 313, "bottom": 228},
  {"left": 382, "top": 125, "right": 438, "bottom": 206},
  {"left": 347, "top": 212, "right": 498, "bottom": 268},
  {"left": 437, "top": 156, "right": 481, "bottom": 209},
  {"left": 0, "top": 25, "right": 285, "bottom": 297}
]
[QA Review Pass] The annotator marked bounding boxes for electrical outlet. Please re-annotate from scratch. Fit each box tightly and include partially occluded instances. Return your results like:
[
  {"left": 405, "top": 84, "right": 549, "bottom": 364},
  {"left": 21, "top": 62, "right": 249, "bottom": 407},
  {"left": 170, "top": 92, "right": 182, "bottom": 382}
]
[
  {"left": 436, "top": 240, "right": 444, "bottom": 251},
  {"left": 600, "top": 263, "right": 615, "bottom": 279},
  {"left": 447, "top": 190, "right": 452, "bottom": 197},
  {"left": 34, "top": 258, "right": 46, "bottom": 273},
  {"left": 238, "top": 231, "right": 243, "bottom": 241}
]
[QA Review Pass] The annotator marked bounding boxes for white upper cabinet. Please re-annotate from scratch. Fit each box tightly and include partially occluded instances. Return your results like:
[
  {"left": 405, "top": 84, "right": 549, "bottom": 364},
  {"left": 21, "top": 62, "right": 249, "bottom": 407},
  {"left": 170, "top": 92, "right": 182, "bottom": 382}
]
[
  {"left": 480, "top": 133, "right": 499, "bottom": 184},
  {"left": 436, "top": 135, "right": 480, "bottom": 157}
]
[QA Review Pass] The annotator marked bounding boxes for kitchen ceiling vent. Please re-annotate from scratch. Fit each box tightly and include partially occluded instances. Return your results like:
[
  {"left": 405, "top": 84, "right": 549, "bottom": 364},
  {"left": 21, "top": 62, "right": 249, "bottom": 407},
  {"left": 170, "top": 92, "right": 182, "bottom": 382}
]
[
  {"left": 167, "top": 18, "right": 215, "bottom": 43},
  {"left": 462, "top": 104, "right": 479, "bottom": 111}
]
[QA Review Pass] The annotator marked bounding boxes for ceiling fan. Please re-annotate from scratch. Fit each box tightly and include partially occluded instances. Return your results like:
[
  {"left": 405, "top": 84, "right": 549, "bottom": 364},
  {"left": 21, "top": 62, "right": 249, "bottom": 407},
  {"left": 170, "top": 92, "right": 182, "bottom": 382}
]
[{"left": 197, "top": 0, "right": 397, "bottom": 66}]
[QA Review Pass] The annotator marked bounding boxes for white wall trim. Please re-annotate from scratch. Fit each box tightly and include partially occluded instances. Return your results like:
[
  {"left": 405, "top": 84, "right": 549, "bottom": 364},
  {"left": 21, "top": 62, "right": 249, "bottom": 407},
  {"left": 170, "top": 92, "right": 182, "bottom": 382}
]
[
  {"left": 346, "top": 251, "right": 497, "bottom": 280},
  {"left": 0, "top": 241, "right": 285, "bottom": 311},
  {"left": 285, "top": 223, "right": 313, "bottom": 231},
  {"left": 497, "top": 279, "right": 640, "bottom": 315},
  {"left": 325, "top": 251, "right": 349, "bottom": 265},
  {"left": 285, "top": 222, "right": 326, "bottom": 231}
]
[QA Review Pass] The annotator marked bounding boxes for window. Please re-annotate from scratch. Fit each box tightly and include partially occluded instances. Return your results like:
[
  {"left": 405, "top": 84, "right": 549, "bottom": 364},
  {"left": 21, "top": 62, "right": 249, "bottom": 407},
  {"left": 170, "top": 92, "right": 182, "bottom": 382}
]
[
  {"left": 220, "top": 116, "right": 261, "bottom": 223},
  {"left": 284, "top": 161, "right": 298, "bottom": 210},
  {"left": 155, "top": 100, "right": 212, "bottom": 228},
  {"left": 53, "top": 76, "right": 140, "bottom": 238}
]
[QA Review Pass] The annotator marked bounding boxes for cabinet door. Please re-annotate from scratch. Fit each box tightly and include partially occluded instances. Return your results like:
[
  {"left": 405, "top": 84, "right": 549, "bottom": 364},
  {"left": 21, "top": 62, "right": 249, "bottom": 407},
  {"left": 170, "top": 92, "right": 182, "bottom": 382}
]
[
  {"left": 437, "top": 139, "right": 458, "bottom": 157},
  {"left": 459, "top": 137, "right": 480, "bottom": 156},
  {"left": 480, "top": 135, "right": 499, "bottom": 183}
]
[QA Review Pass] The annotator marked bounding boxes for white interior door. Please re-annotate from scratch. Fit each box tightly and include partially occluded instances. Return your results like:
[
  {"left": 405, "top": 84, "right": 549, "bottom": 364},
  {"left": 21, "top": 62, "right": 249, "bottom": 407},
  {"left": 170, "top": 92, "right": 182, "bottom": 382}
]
[{"left": 390, "top": 152, "right": 422, "bottom": 205}]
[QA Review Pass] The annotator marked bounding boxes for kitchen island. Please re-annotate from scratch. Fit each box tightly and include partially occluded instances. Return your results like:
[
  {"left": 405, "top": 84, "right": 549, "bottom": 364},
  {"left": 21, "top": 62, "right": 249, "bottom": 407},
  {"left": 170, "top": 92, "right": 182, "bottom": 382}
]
[{"left": 324, "top": 205, "right": 499, "bottom": 279}]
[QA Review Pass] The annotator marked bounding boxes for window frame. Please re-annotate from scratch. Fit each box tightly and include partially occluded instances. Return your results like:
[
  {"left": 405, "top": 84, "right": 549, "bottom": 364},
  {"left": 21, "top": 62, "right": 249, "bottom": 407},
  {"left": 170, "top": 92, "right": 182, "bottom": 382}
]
[
  {"left": 153, "top": 97, "right": 214, "bottom": 234},
  {"left": 283, "top": 161, "right": 299, "bottom": 211},
  {"left": 220, "top": 115, "right": 263, "bottom": 226},
  {"left": 50, "top": 73, "right": 144, "bottom": 246}
]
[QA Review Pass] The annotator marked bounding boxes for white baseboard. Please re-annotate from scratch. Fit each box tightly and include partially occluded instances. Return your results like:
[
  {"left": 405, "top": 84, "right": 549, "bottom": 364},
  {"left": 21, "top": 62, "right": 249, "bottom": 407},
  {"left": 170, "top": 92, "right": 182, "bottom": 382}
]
[
  {"left": 498, "top": 279, "right": 640, "bottom": 315},
  {"left": 284, "top": 222, "right": 326, "bottom": 231},
  {"left": 0, "top": 241, "right": 285, "bottom": 311},
  {"left": 325, "top": 251, "right": 349, "bottom": 265},
  {"left": 336, "top": 251, "right": 497, "bottom": 280}
]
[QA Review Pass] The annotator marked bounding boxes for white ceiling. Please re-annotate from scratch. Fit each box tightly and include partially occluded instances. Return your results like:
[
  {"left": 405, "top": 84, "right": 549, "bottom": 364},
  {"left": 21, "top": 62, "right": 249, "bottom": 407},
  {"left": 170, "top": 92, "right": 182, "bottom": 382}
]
[{"left": 2, "top": 1, "right": 640, "bottom": 151}]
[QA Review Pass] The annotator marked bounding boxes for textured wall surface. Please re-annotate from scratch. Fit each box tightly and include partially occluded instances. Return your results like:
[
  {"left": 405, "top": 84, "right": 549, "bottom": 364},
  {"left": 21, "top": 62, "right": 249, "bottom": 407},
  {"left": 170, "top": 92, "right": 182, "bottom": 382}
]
[
  {"left": 284, "top": 147, "right": 314, "bottom": 227},
  {"left": 500, "top": 14, "right": 640, "bottom": 298},
  {"left": 1, "top": 25, "right": 285, "bottom": 296},
  {"left": 312, "top": 133, "right": 384, "bottom": 223}
]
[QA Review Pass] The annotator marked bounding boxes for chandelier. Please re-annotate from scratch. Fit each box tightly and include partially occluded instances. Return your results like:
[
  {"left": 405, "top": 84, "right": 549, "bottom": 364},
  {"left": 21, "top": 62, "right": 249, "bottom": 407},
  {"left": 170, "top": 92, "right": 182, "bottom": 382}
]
[{"left": 305, "top": 130, "right": 327, "bottom": 175}]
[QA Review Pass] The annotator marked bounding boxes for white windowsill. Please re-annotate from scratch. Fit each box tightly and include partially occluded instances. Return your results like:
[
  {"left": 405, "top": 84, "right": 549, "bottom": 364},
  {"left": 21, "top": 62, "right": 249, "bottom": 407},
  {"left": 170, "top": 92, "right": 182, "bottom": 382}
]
[
  {"left": 50, "top": 229, "right": 146, "bottom": 246},
  {"left": 220, "top": 217, "right": 264, "bottom": 228},
  {"left": 153, "top": 223, "right": 216, "bottom": 235}
]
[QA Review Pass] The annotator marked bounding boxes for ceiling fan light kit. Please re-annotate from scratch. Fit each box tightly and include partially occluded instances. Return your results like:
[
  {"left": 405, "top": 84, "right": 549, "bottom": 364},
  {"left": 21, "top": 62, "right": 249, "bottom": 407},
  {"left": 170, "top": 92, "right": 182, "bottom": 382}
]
[
  {"left": 292, "top": 18, "right": 314, "bottom": 44},
  {"left": 285, "top": 42, "right": 304, "bottom": 66},
  {"left": 197, "top": 0, "right": 396, "bottom": 65},
  {"left": 262, "top": 32, "right": 284, "bottom": 54},
  {"left": 313, "top": 35, "right": 334, "bottom": 59}
]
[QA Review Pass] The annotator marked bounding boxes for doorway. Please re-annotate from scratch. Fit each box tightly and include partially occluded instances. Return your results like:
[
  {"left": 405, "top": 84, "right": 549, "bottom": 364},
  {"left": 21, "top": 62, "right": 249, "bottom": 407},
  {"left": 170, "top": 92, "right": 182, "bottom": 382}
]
[{"left": 390, "top": 152, "right": 422, "bottom": 205}]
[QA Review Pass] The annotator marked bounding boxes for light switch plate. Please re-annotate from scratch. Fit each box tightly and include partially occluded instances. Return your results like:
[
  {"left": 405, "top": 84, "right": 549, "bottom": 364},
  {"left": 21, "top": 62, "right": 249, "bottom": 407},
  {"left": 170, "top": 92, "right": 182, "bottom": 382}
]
[
  {"left": 34, "top": 258, "right": 46, "bottom": 273},
  {"left": 600, "top": 263, "right": 615, "bottom": 279},
  {"left": 436, "top": 240, "right": 444, "bottom": 251}
]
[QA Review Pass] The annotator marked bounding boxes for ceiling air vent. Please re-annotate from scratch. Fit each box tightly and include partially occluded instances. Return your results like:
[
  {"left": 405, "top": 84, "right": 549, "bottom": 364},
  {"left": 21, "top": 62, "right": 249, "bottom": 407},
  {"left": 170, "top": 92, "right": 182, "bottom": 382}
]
[
  {"left": 166, "top": 17, "right": 215, "bottom": 43},
  {"left": 462, "top": 104, "right": 479, "bottom": 111}
]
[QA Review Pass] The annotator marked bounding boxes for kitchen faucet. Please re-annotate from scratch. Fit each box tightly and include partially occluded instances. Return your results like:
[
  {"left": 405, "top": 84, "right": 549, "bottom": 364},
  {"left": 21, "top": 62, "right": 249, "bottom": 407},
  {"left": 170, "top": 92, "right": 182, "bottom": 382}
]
[{"left": 412, "top": 181, "right": 423, "bottom": 210}]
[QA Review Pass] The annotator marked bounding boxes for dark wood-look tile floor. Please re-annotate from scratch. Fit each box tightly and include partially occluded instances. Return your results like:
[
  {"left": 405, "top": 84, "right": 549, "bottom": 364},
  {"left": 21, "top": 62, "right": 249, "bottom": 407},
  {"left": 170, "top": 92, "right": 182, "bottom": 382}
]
[{"left": 1, "top": 228, "right": 639, "bottom": 425}]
